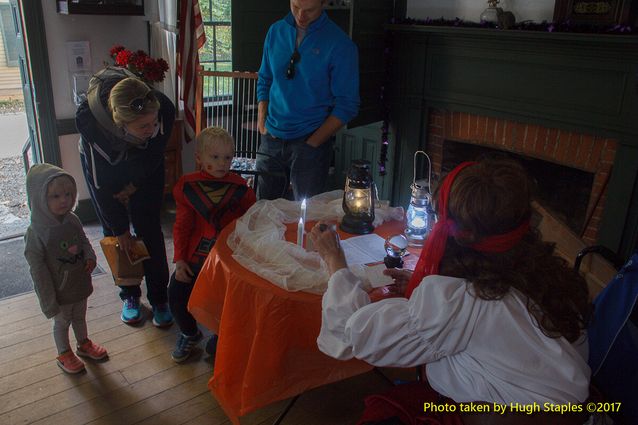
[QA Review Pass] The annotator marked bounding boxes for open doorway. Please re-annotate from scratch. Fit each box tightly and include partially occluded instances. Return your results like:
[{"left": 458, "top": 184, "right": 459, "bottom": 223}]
[
  {"left": 0, "top": 0, "right": 60, "bottom": 300},
  {"left": 0, "top": 0, "right": 28, "bottom": 240}
]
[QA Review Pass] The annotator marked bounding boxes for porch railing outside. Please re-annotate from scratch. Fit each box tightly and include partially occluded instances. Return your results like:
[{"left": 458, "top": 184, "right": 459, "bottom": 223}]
[{"left": 195, "top": 68, "right": 259, "bottom": 160}]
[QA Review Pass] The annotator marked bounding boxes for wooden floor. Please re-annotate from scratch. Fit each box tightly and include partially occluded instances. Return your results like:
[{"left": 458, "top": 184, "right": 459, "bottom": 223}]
[{"left": 0, "top": 223, "right": 399, "bottom": 425}]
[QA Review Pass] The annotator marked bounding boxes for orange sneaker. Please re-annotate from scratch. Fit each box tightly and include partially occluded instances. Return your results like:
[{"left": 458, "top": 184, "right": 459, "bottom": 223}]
[
  {"left": 76, "top": 339, "right": 108, "bottom": 360},
  {"left": 57, "top": 351, "right": 85, "bottom": 374}
]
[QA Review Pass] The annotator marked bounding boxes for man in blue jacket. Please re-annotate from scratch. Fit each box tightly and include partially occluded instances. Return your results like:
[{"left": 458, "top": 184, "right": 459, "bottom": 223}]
[{"left": 256, "top": 0, "right": 359, "bottom": 200}]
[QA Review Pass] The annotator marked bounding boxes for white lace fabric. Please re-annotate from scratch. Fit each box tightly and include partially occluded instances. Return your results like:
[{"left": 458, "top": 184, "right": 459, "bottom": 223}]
[{"left": 227, "top": 190, "right": 404, "bottom": 294}]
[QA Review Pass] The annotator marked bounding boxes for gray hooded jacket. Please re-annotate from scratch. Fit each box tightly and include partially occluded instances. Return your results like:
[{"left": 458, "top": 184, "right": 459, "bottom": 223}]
[{"left": 24, "top": 164, "right": 96, "bottom": 318}]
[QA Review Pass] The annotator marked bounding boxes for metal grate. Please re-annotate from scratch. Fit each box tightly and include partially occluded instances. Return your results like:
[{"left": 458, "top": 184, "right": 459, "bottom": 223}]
[{"left": 195, "top": 69, "right": 259, "bottom": 159}]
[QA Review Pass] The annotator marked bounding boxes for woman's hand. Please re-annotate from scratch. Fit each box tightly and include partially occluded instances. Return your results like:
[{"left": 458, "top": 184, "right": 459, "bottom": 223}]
[
  {"left": 382, "top": 268, "right": 413, "bottom": 296},
  {"left": 368, "top": 269, "right": 413, "bottom": 302},
  {"left": 84, "top": 258, "right": 96, "bottom": 274},
  {"left": 116, "top": 230, "right": 134, "bottom": 255},
  {"left": 175, "top": 260, "right": 194, "bottom": 283},
  {"left": 309, "top": 221, "right": 347, "bottom": 275},
  {"left": 113, "top": 183, "right": 137, "bottom": 205}
]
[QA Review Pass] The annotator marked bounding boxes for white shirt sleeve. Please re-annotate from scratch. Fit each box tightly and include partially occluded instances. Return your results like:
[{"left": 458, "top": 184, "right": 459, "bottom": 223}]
[{"left": 317, "top": 269, "right": 483, "bottom": 367}]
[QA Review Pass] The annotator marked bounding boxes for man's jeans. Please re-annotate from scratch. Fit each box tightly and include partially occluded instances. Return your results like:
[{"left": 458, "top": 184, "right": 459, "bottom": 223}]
[{"left": 255, "top": 132, "right": 333, "bottom": 201}]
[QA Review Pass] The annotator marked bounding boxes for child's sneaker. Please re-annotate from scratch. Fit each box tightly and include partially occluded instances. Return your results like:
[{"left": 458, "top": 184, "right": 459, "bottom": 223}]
[
  {"left": 57, "top": 350, "right": 85, "bottom": 374},
  {"left": 121, "top": 296, "right": 141, "bottom": 324},
  {"left": 171, "top": 331, "right": 202, "bottom": 363},
  {"left": 152, "top": 303, "right": 173, "bottom": 328},
  {"left": 76, "top": 339, "right": 108, "bottom": 360}
]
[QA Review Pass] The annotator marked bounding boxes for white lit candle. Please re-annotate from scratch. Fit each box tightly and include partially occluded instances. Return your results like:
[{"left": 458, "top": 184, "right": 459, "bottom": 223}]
[
  {"left": 297, "top": 217, "right": 304, "bottom": 246},
  {"left": 300, "top": 198, "right": 307, "bottom": 224}
]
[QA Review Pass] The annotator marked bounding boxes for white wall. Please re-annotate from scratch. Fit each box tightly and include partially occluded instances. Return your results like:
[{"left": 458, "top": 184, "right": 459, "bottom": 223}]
[
  {"left": 42, "top": 2, "right": 149, "bottom": 200},
  {"left": 43, "top": 2, "right": 149, "bottom": 119},
  {"left": 406, "top": 0, "right": 555, "bottom": 23}
]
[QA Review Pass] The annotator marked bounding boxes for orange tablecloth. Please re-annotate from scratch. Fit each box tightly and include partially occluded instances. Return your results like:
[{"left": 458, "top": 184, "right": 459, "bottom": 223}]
[{"left": 188, "top": 219, "right": 408, "bottom": 423}]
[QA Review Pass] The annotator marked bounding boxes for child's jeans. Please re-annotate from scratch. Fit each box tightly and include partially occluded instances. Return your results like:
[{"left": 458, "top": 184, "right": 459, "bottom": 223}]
[
  {"left": 168, "top": 264, "right": 202, "bottom": 336},
  {"left": 53, "top": 298, "right": 88, "bottom": 354}
]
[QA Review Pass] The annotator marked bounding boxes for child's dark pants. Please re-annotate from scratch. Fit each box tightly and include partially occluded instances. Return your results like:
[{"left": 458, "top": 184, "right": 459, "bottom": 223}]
[{"left": 168, "top": 265, "right": 201, "bottom": 336}]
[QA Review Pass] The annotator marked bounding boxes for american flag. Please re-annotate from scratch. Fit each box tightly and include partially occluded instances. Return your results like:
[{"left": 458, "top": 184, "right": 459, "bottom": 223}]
[{"left": 178, "top": 0, "right": 206, "bottom": 142}]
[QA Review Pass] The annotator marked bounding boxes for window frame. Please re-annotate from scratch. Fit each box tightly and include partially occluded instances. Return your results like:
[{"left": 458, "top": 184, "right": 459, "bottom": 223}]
[{"left": 199, "top": 0, "right": 232, "bottom": 104}]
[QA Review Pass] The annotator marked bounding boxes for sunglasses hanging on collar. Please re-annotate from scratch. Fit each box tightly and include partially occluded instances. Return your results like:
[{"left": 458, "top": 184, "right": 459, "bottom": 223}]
[{"left": 286, "top": 49, "right": 301, "bottom": 80}]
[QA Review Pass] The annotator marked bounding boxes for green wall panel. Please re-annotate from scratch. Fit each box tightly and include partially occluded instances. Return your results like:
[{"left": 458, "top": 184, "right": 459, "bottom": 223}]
[
  {"left": 426, "top": 48, "right": 632, "bottom": 135},
  {"left": 334, "top": 122, "right": 395, "bottom": 203}
]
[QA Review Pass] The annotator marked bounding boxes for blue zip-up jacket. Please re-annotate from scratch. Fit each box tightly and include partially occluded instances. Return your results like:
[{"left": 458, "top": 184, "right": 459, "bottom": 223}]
[{"left": 257, "top": 11, "right": 359, "bottom": 139}]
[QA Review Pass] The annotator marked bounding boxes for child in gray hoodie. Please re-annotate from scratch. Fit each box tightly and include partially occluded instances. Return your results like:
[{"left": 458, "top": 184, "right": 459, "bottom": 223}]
[{"left": 24, "top": 164, "right": 108, "bottom": 374}]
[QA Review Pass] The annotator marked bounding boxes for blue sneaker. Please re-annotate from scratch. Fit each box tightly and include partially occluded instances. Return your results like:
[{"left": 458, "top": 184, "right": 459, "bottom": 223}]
[
  {"left": 121, "top": 296, "right": 141, "bottom": 324},
  {"left": 171, "top": 331, "right": 202, "bottom": 363},
  {"left": 205, "top": 334, "right": 218, "bottom": 356},
  {"left": 152, "top": 303, "right": 173, "bottom": 328}
]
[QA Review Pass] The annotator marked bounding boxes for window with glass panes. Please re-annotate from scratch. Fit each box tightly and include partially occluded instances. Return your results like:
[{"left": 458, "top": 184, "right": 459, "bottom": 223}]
[{"left": 199, "top": 0, "right": 231, "bottom": 72}]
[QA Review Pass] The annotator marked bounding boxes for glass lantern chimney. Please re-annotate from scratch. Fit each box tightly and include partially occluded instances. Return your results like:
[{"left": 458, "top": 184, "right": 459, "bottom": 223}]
[
  {"left": 405, "top": 151, "right": 436, "bottom": 247},
  {"left": 405, "top": 180, "right": 436, "bottom": 246}
]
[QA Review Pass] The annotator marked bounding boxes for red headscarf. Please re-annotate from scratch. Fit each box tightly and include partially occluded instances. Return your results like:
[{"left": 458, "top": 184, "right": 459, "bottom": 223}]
[{"left": 404, "top": 162, "right": 530, "bottom": 298}]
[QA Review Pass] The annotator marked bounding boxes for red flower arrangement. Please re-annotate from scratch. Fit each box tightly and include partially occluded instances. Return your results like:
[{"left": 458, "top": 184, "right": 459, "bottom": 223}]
[{"left": 109, "top": 45, "right": 169, "bottom": 83}]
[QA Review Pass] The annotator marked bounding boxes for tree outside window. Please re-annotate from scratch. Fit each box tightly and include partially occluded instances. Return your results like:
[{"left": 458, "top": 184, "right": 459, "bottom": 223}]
[{"left": 199, "top": 0, "right": 231, "bottom": 72}]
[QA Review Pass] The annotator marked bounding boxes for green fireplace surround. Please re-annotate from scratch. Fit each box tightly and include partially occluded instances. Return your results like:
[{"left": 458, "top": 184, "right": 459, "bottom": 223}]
[{"left": 385, "top": 25, "right": 638, "bottom": 260}]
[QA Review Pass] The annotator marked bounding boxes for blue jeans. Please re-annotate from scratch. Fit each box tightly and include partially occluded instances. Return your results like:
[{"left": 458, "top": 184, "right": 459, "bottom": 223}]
[{"left": 255, "top": 132, "right": 333, "bottom": 201}]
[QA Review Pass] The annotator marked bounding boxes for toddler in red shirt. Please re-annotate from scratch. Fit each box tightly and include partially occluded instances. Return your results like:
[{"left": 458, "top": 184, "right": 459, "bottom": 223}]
[{"left": 169, "top": 127, "right": 256, "bottom": 362}]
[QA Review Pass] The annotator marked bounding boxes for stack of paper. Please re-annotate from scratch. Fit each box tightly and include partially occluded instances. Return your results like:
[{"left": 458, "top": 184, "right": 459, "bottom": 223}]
[
  {"left": 340, "top": 233, "right": 387, "bottom": 266},
  {"left": 341, "top": 234, "right": 395, "bottom": 288}
]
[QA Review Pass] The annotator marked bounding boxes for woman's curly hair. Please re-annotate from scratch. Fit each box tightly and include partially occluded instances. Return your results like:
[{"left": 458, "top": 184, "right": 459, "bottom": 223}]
[{"left": 437, "top": 159, "right": 591, "bottom": 343}]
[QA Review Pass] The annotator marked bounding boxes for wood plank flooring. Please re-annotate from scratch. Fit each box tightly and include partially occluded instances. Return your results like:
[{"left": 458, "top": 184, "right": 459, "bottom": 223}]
[{"left": 0, "top": 223, "right": 399, "bottom": 424}]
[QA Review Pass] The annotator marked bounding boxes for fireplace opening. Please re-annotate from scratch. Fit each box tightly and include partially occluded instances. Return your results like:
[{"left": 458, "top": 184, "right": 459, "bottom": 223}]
[{"left": 441, "top": 140, "right": 595, "bottom": 235}]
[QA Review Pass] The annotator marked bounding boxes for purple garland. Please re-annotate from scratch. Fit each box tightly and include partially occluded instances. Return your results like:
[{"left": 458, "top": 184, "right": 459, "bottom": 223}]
[
  {"left": 377, "top": 28, "right": 392, "bottom": 177},
  {"left": 398, "top": 16, "right": 634, "bottom": 34}
]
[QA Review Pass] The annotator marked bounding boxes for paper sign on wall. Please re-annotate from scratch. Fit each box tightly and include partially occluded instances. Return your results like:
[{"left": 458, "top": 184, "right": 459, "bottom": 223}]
[{"left": 66, "top": 41, "right": 91, "bottom": 73}]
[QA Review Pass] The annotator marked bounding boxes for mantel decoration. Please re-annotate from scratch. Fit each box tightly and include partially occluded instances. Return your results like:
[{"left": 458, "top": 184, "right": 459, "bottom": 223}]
[
  {"left": 480, "top": 0, "right": 502, "bottom": 24},
  {"left": 108, "top": 45, "right": 169, "bottom": 83},
  {"left": 480, "top": 0, "right": 516, "bottom": 28},
  {"left": 554, "top": 0, "right": 637, "bottom": 26}
]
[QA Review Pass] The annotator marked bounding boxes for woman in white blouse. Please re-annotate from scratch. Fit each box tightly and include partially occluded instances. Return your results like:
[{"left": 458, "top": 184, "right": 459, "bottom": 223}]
[{"left": 310, "top": 159, "right": 591, "bottom": 424}]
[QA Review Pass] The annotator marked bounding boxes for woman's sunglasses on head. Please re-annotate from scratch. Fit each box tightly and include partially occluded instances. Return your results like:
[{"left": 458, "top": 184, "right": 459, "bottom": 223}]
[{"left": 128, "top": 92, "right": 154, "bottom": 112}]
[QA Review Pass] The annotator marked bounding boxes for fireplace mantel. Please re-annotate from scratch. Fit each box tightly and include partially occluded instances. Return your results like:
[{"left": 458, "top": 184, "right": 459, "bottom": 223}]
[{"left": 386, "top": 25, "right": 638, "bottom": 259}]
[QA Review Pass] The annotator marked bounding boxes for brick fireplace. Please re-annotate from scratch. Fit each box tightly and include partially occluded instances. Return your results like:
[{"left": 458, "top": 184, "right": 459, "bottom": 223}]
[
  {"left": 385, "top": 25, "right": 638, "bottom": 260},
  {"left": 424, "top": 109, "right": 618, "bottom": 245}
]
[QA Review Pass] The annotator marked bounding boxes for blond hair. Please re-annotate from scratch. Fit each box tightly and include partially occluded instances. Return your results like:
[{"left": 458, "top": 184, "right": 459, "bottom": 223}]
[
  {"left": 196, "top": 127, "right": 235, "bottom": 154},
  {"left": 108, "top": 77, "right": 160, "bottom": 127}
]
